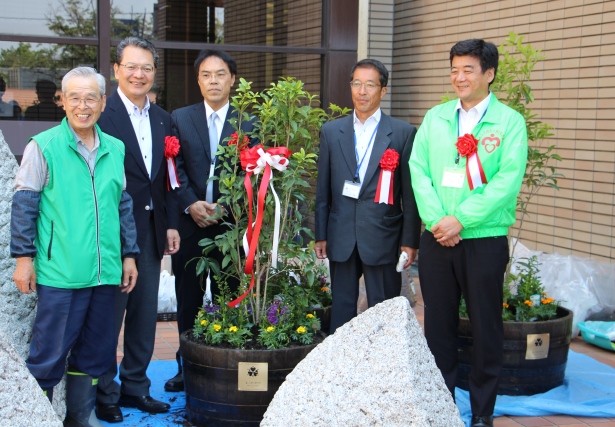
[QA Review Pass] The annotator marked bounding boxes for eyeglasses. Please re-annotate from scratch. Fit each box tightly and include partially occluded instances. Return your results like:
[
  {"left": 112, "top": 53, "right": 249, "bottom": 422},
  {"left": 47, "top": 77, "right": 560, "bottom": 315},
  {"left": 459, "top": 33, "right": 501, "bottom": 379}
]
[
  {"left": 65, "top": 96, "right": 102, "bottom": 108},
  {"left": 119, "top": 63, "right": 155, "bottom": 75},
  {"left": 350, "top": 81, "right": 381, "bottom": 91},
  {"left": 200, "top": 72, "right": 229, "bottom": 81}
]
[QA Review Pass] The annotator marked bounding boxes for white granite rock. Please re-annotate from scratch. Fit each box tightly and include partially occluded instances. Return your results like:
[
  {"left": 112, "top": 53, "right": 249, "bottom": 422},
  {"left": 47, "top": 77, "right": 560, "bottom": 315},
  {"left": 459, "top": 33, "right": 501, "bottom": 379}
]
[
  {"left": 0, "top": 327, "right": 62, "bottom": 426},
  {"left": 0, "top": 130, "right": 65, "bottom": 417},
  {"left": 262, "top": 297, "right": 464, "bottom": 427}
]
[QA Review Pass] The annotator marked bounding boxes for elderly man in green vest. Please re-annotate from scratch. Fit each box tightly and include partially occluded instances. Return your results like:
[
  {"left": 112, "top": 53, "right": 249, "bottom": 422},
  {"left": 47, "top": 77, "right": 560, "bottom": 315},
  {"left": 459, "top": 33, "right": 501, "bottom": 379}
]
[{"left": 10, "top": 66, "right": 139, "bottom": 427}]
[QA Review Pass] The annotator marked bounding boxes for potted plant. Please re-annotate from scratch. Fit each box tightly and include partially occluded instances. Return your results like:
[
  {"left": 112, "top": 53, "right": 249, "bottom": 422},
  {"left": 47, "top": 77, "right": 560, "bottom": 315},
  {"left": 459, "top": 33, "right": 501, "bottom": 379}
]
[
  {"left": 179, "top": 77, "right": 347, "bottom": 426},
  {"left": 454, "top": 33, "right": 572, "bottom": 396}
]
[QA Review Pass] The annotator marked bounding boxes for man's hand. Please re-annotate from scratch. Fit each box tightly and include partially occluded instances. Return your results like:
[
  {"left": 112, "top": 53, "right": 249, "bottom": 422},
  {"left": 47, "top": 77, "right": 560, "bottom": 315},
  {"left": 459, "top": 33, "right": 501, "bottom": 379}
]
[
  {"left": 13, "top": 257, "right": 36, "bottom": 294},
  {"left": 120, "top": 258, "right": 138, "bottom": 293},
  {"left": 432, "top": 216, "right": 463, "bottom": 246},
  {"left": 315, "top": 240, "right": 327, "bottom": 259},
  {"left": 165, "top": 229, "right": 180, "bottom": 255},
  {"left": 400, "top": 246, "right": 417, "bottom": 268},
  {"left": 188, "top": 201, "right": 221, "bottom": 228}
]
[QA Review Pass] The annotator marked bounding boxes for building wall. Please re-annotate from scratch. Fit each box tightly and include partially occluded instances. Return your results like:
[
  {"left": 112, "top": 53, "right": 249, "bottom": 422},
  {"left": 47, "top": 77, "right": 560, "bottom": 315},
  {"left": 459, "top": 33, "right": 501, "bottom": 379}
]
[
  {"left": 367, "top": 0, "right": 394, "bottom": 113},
  {"left": 387, "top": 0, "right": 615, "bottom": 262}
]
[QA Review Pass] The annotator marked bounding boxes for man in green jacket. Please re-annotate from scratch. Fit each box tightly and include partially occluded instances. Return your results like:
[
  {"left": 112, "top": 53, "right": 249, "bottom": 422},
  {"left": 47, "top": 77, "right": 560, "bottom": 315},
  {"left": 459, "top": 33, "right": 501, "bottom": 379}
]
[
  {"left": 409, "top": 39, "right": 528, "bottom": 427},
  {"left": 11, "top": 66, "right": 139, "bottom": 427}
]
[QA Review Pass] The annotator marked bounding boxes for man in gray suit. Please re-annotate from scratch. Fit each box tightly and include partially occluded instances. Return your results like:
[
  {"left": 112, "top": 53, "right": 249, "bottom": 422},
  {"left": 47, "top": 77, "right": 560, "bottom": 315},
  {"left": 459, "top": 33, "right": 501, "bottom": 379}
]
[{"left": 315, "top": 59, "right": 421, "bottom": 333}]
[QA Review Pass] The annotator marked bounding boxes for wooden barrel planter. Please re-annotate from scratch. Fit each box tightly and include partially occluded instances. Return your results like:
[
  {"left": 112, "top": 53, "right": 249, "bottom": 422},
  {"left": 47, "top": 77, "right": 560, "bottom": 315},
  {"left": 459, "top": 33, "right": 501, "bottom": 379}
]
[
  {"left": 180, "top": 331, "right": 317, "bottom": 426},
  {"left": 456, "top": 306, "right": 573, "bottom": 396}
]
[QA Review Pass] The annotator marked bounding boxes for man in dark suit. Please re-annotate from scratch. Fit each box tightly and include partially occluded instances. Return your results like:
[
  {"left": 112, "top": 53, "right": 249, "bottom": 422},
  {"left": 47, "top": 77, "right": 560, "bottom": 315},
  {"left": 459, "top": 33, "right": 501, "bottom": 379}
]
[
  {"left": 95, "top": 37, "right": 180, "bottom": 422},
  {"left": 315, "top": 59, "right": 421, "bottom": 333},
  {"left": 164, "top": 50, "right": 255, "bottom": 392}
]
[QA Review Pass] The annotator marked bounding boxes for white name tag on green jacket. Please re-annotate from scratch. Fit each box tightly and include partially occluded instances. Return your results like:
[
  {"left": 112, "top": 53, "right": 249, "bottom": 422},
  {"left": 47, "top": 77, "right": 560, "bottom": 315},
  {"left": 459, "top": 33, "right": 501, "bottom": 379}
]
[{"left": 442, "top": 167, "right": 465, "bottom": 188}]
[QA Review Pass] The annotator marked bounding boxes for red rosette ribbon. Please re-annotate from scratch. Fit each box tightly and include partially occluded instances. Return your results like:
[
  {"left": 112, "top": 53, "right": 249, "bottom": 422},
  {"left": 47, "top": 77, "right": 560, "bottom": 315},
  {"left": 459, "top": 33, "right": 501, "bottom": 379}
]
[
  {"left": 228, "top": 145, "right": 292, "bottom": 308},
  {"left": 374, "top": 148, "right": 400, "bottom": 204},
  {"left": 455, "top": 133, "right": 487, "bottom": 190},
  {"left": 164, "top": 136, "right": 181, "bottom": 190}
]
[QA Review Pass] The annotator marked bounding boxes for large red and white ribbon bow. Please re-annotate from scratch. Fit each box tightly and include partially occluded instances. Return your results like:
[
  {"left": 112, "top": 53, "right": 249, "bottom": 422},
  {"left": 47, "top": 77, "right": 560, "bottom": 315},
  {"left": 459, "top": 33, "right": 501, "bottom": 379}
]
[
  {"left": 374, "top": 148, "right": 400, "bottom": 204},
  {"left": 164, "top": 136, "right": 181, "bottom": 190},
  {"left": 455, "top": 133, "right": 487, "bottom": 190},
  {"left": 227, "top": 145, "right": 292, "bottom": 308}
]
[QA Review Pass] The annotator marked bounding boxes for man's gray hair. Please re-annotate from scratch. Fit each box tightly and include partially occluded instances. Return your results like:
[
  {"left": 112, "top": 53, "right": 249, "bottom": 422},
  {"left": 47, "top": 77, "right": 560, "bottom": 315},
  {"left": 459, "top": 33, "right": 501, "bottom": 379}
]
[
  {"left": 61, "top": 67, "right": 106, "bottom": 96},
  {"left": 116, "top": 36, "right": 159, "bottom": 69}
]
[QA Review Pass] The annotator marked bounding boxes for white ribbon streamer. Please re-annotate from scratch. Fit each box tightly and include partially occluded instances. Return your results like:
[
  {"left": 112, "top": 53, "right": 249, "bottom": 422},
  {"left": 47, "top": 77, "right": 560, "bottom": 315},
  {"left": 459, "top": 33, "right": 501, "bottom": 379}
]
[
  {"left": 378, "top": 170, "right": 392, "bottom": 204},
  {"left": 467, "top": 153, "right": 483, "bottom": 190},
  {"left": 167, "top": 158, "right": 180, "bottom": 189}
]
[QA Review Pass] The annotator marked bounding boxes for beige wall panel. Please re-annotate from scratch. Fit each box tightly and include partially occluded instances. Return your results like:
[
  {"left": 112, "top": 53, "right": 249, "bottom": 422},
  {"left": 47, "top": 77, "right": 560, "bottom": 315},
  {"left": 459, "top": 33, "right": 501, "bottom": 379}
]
[{"left": 390, "top": 0, "right": 615, "bottom": 262}]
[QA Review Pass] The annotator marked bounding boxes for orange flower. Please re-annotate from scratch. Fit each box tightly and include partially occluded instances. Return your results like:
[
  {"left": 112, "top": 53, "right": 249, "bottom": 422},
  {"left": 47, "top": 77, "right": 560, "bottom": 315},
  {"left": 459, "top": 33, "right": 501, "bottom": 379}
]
[
  {"left": 321, "top": 287, "right": 330, "bottom": 292},
  {"left": 542, "top": 297, "right": 554, "bottom": 305},
  {"left": 503, "top": 303, "right": 509, "bottom": 309},
  {"left": 524, "top": 300, "right": 533, "bottom": 306}
]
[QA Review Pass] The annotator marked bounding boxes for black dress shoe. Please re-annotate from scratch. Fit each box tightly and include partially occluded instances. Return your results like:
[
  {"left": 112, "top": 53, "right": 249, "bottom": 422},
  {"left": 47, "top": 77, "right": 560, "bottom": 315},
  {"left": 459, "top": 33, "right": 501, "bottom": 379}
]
[
  {"left": 164, "top": 372, "right": 184, "bottom": 392},
  {"left": 471, "top": 415, "right": 494, "bottom": 427},
  {"left": 118, "top": 394, "right": 170, "bottom": 414},
  {"left": 95, "top": 403, "right": 123, "bottom": 423}
]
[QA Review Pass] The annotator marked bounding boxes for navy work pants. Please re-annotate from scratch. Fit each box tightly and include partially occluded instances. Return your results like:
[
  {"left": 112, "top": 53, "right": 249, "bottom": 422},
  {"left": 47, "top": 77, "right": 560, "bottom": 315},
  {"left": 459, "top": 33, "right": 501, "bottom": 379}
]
[{"left": 27, "top": 284, "right": 117, "bottom": 389}]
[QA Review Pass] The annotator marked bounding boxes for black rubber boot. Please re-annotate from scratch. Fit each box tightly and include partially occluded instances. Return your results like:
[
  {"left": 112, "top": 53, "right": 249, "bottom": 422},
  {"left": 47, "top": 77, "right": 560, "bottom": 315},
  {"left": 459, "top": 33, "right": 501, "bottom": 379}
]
[
  {"left": 42, "top": 387, "right": 53, "bottom": 404},
  {"left": 64, "top": 372, "right": 103, "bottom": 427}
]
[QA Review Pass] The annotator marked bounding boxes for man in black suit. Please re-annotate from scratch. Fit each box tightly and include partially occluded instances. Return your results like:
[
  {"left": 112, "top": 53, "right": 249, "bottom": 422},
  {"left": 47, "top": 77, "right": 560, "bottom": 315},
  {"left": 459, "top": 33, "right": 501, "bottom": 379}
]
[
  {"left": 315, "top": 59, "right": 421, "bottom": 333},
  {"left": 164, "top": 50, "right": 255, "bottom": 392},
  {"left": 95, "top": 37, "right": 180, "bottom": 422}
]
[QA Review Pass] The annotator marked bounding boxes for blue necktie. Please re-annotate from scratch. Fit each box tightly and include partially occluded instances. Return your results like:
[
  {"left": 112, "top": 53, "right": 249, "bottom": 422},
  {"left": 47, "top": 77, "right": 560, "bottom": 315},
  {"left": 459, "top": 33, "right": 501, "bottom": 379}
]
[{"left": 206, "top": 112, "right": 218, "bottom": 203}]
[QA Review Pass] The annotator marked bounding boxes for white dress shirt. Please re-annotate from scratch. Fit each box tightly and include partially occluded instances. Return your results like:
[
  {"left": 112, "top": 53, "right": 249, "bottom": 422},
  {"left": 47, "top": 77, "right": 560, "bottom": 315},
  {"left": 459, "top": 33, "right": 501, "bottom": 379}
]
[
  {"left": 455, "top": 92, "right": 492, "bottom": 136},
  {"left": 353, "top": 108, "right": 382, "bottom": 184},
  {"left": 118, "top": 88, "right": 153, "bottom": 177}
]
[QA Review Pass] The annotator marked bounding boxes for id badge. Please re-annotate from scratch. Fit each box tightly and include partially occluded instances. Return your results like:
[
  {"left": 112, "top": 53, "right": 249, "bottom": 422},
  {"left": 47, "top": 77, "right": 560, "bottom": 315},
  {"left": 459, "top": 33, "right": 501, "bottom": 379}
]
[
  {"left": 342, "top": 180, "right": 361, "bottom": 199},
  {"left": 441, "top": 167, "right": 465, "bottom": 188}
]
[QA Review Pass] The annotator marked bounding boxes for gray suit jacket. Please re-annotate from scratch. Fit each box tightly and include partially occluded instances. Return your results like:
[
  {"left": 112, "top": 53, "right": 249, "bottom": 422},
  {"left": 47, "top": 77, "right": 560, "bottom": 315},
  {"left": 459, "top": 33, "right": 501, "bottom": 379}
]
[{"left": 315, "top": 113, "right": 420, "bottom": 265}]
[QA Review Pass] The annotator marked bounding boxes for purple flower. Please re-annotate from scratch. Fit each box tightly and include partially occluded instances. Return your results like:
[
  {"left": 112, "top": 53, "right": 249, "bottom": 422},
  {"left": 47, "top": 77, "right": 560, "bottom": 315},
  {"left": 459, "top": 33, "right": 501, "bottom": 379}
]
[{"left": 205, "top": 304, "right": 220, "bottom": 314}]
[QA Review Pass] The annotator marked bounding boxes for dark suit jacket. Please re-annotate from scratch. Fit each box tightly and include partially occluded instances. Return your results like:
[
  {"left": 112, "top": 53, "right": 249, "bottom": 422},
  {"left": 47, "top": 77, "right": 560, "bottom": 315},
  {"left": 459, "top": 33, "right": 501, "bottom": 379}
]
[
  {"left": 315, "top": 113, "right": 421, "bottom": 265},
  {"left": 171, "top": 102, "right": 256, "bottom": 240},
  {"left": 97, "top": 91, "right": 178, "bottom": 259}
]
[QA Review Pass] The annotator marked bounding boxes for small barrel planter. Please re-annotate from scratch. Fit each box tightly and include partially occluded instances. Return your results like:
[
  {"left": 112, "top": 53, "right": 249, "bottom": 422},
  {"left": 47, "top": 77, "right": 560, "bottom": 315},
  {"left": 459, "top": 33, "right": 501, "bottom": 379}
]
[
  {"left": 180, "top": 330, "right": 317, "bottom": 426},
  {"left": 456, "top": 306, "right": 573, "bottom": 395}
]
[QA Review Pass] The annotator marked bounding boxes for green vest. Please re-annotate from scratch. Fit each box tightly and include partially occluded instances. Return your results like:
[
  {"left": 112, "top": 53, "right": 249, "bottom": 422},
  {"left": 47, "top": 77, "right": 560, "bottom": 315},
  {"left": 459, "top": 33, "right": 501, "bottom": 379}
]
[{"left": 33, "top": 119, "right": 126, "bottom": 289}]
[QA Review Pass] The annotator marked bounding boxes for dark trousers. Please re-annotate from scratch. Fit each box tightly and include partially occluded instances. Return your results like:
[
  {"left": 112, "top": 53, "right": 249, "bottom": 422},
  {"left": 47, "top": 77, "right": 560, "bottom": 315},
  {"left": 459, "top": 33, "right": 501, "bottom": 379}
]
[
  {"left": 329, "top": 245, "right": 401, "bottom": 334},
  {"left": 172, "top": 223, "right": 238, "bottom": 336},
  {"left": 419, "top": 230, "right": 508, "bottom": 417},
  {"left": 98, "top": 215, "right": 161, "bottom": 402},
  {"left": 27, "top": 284, "right": 116, "bottom": 389}
]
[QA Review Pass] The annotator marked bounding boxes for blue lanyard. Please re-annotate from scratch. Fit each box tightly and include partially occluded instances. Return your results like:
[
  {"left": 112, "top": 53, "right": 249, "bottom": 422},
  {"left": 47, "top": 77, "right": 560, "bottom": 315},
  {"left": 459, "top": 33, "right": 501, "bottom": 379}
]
[
  {"left": 455, "top": 107, "right": 488, "bottom": 164},
  {"left": 353, "top": 122, "right": 380, "bottom": 182}
]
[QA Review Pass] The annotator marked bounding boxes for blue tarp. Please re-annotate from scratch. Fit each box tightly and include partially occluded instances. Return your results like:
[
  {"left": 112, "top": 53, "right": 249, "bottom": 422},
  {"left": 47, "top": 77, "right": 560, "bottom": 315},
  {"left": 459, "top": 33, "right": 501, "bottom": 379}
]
[{"left": 101, "top": 350, "right": 615, "bottom": 426}]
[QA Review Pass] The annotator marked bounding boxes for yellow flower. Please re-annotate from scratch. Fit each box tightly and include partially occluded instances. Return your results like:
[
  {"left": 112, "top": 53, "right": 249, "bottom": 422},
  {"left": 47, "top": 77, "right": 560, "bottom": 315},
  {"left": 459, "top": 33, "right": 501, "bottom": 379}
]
[
  {"left": 524, "top": 300, "right": 533, "bottom": 306},
  {"left": 200, "top": 319, "right": 208, "bottom": 326},
  {"left": 213, "top": 324, "right": 222, "bottom": 331},
  {"left": 266, "top": 326, "right": 275, "bottom": 333},
  {"left": 229, "top": 326, "right": 238, "bottom": 333},
  {"left": 503, "top": 303, "right": 509, "bottom": 309},
  {"left": 198, "top": 310, "right": 204, "bottom": 316},
  {"left": 297, "top": 326, "right": 307, "bottom": 334},
  {"left": 306, "top": 313, "right": 314, "bottom": 319}
]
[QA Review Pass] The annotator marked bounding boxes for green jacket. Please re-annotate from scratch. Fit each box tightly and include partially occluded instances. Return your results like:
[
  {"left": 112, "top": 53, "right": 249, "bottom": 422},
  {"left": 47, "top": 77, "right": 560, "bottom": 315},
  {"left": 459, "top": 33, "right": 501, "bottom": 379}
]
[
  {"left": 409, "top": 94, "right": 528, "bottom": 239},
  {"left": 33, "top": 119, "right": 126, "bottom": 288}
]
